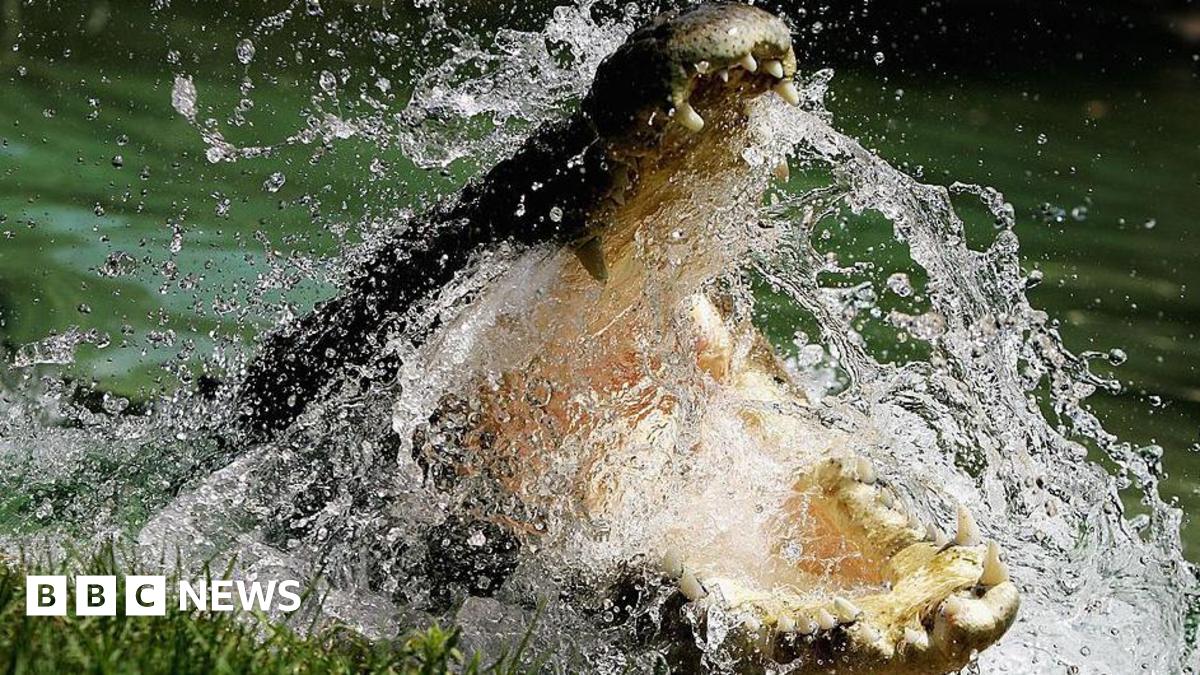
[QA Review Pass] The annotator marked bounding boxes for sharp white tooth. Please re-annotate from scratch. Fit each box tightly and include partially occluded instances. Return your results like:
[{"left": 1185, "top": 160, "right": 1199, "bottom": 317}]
[
  {"left": 833, "top": 597, "right": 862, "bottom": 622},
  {"left": 776, "top": 613, "right": 796, "bottom": 633},
  {"left": 718, "top": 69, "right": 730, "bottom": 82},
  {"left": 934, "top": 528, "right": 949, "bottom": 547},
  {"left": 857, "top": 623, "right": 881, "bottom": 645},
  {"left": 773, "top": 80, "right": 800, "bottom": 106},
  {"left": 675, "top": 102, "right": 704, "bottom": 132},
  {"left": 904, "top": 627, "right": 930, "bottom": 650},
  {"left": 763, "top": 59, "right": 784, "bottom": 78},
  {"left": 955, "top": 504, "right": 982, "bottom": 546},
  {"left": 878, "top": 488, "right": 895, "bottom": 508},
  {"left": 816, "top": 608, "right": 838, "bottom": 630},
  {"left": 695, "top": 60, "right": 711, "bottom": 74},
  {"left": 941, "top": 595, "right": 964, "bottom": 618},
  {"left": 739, "top": 53, "right": 758, "bottom": 72},
  {"left": 926, "top": 523, "right": 945, "bottom": 544},
  {"left": 680, "top": 570, "right": 707, "bottom": 600},
  {"left": 855, "top": 457, "right": 876, "bottom": 484},
  {"left": 908, "top": 512, "right": 924, "bottom": 532},
  {"left": 979, "top": 540, "right": 1010, "bottom": 586},
  {"left": 661, "top": 549, "right": 683, "bottom": 578}
]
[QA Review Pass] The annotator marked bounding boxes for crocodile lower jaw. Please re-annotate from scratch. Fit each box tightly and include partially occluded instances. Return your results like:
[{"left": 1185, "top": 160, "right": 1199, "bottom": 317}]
[{"left": 660, "top": 451, "right": 1019, "bottom": 672}]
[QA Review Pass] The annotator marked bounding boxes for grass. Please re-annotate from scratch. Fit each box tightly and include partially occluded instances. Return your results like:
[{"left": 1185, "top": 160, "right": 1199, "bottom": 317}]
[{"left": 0, "top": 547, "right": 543, "bottom": 674}]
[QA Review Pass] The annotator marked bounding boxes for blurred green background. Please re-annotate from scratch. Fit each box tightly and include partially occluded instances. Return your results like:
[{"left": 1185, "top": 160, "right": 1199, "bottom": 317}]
[{"left": 1, "top": 1, "right": 1197, "bottom": 552}]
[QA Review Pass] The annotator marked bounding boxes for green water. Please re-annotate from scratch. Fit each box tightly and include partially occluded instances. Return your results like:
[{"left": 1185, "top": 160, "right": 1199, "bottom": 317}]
[{"left": 1, "top": 3, "right": 1198, "bottom": 553}]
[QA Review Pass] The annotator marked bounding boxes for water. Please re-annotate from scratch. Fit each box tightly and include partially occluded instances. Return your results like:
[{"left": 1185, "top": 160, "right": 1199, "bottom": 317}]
[{"left": 1, "top": 1, "right": 1198, "bottom": 672}]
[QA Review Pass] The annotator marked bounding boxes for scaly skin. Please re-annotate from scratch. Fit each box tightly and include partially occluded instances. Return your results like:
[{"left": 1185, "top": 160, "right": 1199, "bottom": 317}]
[
  {"left": 239, "top": 4, "right": 1019, "bottom": 671},
  {"left": 235, "top": 4, "right": 798, "bottom": 439}
]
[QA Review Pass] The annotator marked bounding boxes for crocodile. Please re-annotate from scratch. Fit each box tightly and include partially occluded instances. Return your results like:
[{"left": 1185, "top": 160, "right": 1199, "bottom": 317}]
[{"left": 236, "top": 4, "right": 1019, "bottom": 671}]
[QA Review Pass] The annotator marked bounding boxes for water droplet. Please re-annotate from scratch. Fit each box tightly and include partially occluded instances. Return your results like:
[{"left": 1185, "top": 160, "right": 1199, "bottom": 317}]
[
  {"left": 873, "top": 52, "right": 885, "bottom": 66},
  {"left": 263, "top": 172, "right": 287, "bottom": 193},
  {"left": 236, "top": 38, "right": 256, "bottom": 65},
  {"left": 886, "top": 272, "right": 913, "bottom": 297},
  {"left": 319, "top": 70, "right": 337, "bottom": 93},
  {"left": 111, "top": 155, "right": 124, "bottom": 168},
  {"left": 102, "top": 393, "right": 129, "bottom": 416},
  {"left": 1142, "top": 218, "right": 1157, "bottom": 230},
  {"left": 171, "top": 75, "right": 197, "bottom": 119},
  {"left": 1107, "top": 348, "right": 1127, "bottom": 366},
  {"left": 35, "top": 501, "right": 53, "bottom": 520}
]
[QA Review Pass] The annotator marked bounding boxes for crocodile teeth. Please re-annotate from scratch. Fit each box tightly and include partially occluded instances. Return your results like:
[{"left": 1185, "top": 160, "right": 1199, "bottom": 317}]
[
  {"left": 695, "top": 60, "right": 711, "bottom": 74},
  {"left": 904, "top": 627, "right": 930, "bottom": 650},
  {"left": 941, "top": 595, "right": 964, "bottom": 618},
  {"left": 979, "top": 540, "right": 1010, "bottom": 586},
  {"left": 878, "top": 488, "right": 895, "bottom": 508},
  {"left": 955, "top": 503, "right": 982, "bottom": 546},
  {"left": 680, "top": 569, "right": 707, "bottom": 600},
  {"left": 833, "top": 596, "right": 862, "bottom": 622},
  {"left": 907, "top": 512, "right": 924, "bottom": 532},
  {"left": 717, "top": 69, "right": 730, "bottom": 83},
  {"left": 763, "top": 59, "right": 784, "bottom": 78},
  {"left": 675, "top": 102, "right": 705, "bottom": 132},
  {"left": 816, "top": 608, "right": 839, "bottom": 630},
  {"left": 854, "top": 457, "right": 876, "bottom": 484},
  {"left": 661, "top": 549, "right": 683, "bottom": 577},
  {"left": 856, "top": 623, "right": 881, "bottom": 645},
  {"left": 775, "top": 613, "right": 796, "bottom": 633},
  {"left": 739, "top": 53, "right": 758, "bottom": 72},
  {"left": 934, "top": 528, "right": 950, "bottom": 546},
  {"left": 773, "top": 80, "right": 800, "bottom": 106}
]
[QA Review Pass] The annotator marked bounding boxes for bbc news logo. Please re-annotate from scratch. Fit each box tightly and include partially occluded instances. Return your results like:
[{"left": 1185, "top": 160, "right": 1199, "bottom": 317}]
[{"left": 25, "top": 575, "right": 303, "bottom": 616}]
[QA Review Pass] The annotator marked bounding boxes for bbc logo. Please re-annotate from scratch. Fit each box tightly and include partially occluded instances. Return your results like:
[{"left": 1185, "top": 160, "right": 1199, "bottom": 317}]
[
  {"left": 27, "top": 575, "right": 168, "bottom": 616},
  {"left": 25, "top": 575, "right": 303, "bottom": 616}
]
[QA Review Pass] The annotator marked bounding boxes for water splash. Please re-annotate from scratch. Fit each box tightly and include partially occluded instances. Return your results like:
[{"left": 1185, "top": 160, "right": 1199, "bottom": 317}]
[{"left": 0, "top": 2, "right": 1195, "bottom": 672}]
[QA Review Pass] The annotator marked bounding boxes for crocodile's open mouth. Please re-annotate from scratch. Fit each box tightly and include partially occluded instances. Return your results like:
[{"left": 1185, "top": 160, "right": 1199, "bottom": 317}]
[
  {"left": 584, "top": 3, "right": 798, "bottom": 147},
  {"left": 659, "top": 409, "right": 1021, "bottom": 673},
  {"left": 414, "top": 5, "right": 1022, "bottom": 672},
  {"left": 235, "top": 4, "right": 1021, "bottom": 671}
]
